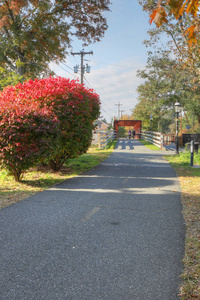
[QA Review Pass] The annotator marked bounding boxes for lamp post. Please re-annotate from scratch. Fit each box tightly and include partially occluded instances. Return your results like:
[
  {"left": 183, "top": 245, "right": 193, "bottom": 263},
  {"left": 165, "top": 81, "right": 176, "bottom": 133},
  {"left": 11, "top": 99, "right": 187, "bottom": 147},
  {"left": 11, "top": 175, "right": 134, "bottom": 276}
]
[
  {"left": 175, "top": 102, "right": 181, "bottom": 154},
  {"left": 150, "top": 114, "right": 153, "bottom": 132}
]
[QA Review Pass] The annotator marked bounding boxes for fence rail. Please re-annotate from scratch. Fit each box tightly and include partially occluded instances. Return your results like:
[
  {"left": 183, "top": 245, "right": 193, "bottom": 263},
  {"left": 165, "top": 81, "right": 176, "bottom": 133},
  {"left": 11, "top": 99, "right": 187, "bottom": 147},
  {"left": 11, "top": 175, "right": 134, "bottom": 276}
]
[
  {"left": 97, "top": 130, "right": 116, "bottom": 149},
  {"left": 182, "top": 134, "right": 200, "bottom": 146},
  {"left": 141, "top": 130, "right": 164, "bottom": 149},
  {"left": 163, "top": 134, "right": 175, "bottom": 145}
]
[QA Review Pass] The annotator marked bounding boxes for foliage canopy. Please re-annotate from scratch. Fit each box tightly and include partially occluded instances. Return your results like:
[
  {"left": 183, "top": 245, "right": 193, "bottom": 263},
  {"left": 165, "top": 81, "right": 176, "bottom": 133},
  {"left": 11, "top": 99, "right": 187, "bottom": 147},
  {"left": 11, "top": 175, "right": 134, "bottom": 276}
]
[
  {"left": 140, "top": 0, "right": 200, "bottom": 43},
  {"left": 0, "top": 0, "right": 111, "bottom": 78},
  {"left": 137, "top": 1, "right": 200, "bottom": 132}
]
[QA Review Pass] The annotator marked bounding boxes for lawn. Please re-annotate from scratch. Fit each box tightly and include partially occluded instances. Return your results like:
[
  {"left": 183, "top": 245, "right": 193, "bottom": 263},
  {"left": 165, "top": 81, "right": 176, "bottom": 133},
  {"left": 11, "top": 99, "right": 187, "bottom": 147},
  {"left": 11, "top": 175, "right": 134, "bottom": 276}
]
[
  {"left": 139, "top": 139, "right": 161, "bottom": 150},
  {"left": 136, "top": 140, "right": 200, "bottom": 298},
  {"left": 165, "top": 151, "right": 200, "bottom": 299}
]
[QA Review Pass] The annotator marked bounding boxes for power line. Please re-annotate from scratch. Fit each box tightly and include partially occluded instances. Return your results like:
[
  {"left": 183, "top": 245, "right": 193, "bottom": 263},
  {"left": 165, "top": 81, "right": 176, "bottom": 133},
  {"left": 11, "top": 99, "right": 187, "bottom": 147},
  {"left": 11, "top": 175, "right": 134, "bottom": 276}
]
[
  {"left": 90, "top": 60, "right": 139, "bottom": 69},
  {"left": 100, "top": 106, "right": 113, "bottom": 118},
  {"left": 71, "top": 49, "right": 93, "bottom": 84},
  {"left": 83, "top": 76, "right": 114, "bottom": 119},
  {"left": 120, "top": 110, "right": 125, "bottom": 118},
  {"left": 61, "top": 61, "right": 74, "bottom": 72},
  {"left": 27, "top": 39, "right": 77, "bottom": 78},
  {"left": 57, "top": 64, "right": 76, "bottom": 77},
  {"left": 84, "top": 76, "right": 115, "bottom": 113},
  {"left": 90, "top": 54, "right": 117, "bottom": 112},
  {"left": 115, "top": 101, "right": 123, "bottom": 119}
]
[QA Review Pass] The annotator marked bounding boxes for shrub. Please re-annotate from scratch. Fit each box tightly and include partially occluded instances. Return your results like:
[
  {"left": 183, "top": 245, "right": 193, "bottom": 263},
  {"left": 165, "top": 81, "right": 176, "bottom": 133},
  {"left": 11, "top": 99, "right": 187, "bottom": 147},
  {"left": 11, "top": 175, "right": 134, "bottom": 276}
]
[
  {"left": 0, "top": 77, "right": 100, "bottom": 179},
  {"left": 0, "top": 86, "right": 57, "bottom": 180}
]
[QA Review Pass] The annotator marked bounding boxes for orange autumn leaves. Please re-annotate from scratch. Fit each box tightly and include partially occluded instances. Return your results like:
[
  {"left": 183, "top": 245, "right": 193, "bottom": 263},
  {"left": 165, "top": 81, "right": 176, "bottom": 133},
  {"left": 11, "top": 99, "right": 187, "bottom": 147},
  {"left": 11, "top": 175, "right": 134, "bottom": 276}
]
[
  {"left": 0, "top": 0, "right": 28, "bottom": 28},
  {"left": 149, "top": 0, "right": 200, "bottom": 44}
]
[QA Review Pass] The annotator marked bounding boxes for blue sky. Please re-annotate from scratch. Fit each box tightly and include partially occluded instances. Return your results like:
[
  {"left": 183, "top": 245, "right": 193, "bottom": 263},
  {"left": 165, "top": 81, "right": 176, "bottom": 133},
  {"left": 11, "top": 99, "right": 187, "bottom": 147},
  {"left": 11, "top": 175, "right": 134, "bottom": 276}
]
[{"left": 50, "top": 1, "right": 154, "bottom": 123}]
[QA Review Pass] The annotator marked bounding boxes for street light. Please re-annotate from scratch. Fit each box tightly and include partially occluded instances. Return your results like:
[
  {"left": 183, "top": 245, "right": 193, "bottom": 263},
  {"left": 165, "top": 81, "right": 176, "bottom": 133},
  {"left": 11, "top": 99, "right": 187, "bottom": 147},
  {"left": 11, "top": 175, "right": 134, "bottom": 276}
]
[
  {"left": 150, "top": 114, "right": 153, "bottom": 132},
  {"left": 175, "top": 102, "right": 181, "bottom": 154}
]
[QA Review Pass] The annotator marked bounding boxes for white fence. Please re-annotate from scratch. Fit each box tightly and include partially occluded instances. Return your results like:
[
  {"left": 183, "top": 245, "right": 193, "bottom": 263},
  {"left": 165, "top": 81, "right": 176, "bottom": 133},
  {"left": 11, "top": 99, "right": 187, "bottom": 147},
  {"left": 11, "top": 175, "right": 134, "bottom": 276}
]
[
  {"left": 92, "top": 130, "right": 116, "bottom": 149},
  {"left": 141, "top": 130, "right": 164, "bottom": 149}
]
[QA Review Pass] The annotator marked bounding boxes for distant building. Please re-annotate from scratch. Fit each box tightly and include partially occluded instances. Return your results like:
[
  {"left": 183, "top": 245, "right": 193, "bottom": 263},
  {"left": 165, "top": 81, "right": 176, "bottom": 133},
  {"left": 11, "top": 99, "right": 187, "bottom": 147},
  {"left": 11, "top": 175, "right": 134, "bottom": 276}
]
[
  {"left": 94, "top": 120, "right": 109, "bottom": 131},
  {"left": 92, "top": 120, "right": 109, "bottom": 145}
]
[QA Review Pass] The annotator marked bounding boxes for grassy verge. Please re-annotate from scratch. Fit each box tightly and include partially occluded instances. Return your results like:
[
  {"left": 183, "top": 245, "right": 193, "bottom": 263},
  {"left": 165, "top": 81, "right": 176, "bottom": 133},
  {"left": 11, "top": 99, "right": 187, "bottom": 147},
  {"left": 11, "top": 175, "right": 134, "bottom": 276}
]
[
  {"left": 164, "top": 151, "right": 200, "bottom": 299},
  {"left": 139, "top": 139, "right": 200, "bottom": 298},
  {"left": 139, "top": 139, "right": 161, "bottom": 150},
  {"left": 0, "top": 140, "right": 117, "bottom": 209}
]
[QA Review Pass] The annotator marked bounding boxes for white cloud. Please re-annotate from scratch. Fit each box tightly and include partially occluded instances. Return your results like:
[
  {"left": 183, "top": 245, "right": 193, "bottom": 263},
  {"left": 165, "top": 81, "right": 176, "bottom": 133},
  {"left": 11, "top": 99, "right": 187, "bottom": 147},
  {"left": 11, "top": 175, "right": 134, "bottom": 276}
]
[
  {"left": 49, "top": 57, "right": 146, "bottom": 123},
  {"left": 85, "top": 60, "right": 146, "bottom": 121}
]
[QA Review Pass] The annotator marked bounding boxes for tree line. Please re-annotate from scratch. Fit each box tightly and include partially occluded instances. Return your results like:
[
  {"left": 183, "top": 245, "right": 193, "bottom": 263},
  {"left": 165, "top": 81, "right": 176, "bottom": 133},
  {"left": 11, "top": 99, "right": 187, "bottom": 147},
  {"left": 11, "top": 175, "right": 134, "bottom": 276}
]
[
  {"left": 134, "top": 0, "right": 200, "bottom": 133},
  {"left": 0, "top": 0, "right": 111, "bottom": 82}
]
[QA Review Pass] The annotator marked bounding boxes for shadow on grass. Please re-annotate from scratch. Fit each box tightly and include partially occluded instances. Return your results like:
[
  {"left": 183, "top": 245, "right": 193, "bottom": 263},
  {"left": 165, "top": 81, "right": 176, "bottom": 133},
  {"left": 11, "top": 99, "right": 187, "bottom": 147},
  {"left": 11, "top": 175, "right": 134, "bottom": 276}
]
[
  {"left": 0, "top": 178, "right": 67, "bottom": 209},
  {"left": 20, "top": 178, "right": 65, "bottom": 188},
  {"left": 169, "top": 164, "right": 200, "bottom": 177}
]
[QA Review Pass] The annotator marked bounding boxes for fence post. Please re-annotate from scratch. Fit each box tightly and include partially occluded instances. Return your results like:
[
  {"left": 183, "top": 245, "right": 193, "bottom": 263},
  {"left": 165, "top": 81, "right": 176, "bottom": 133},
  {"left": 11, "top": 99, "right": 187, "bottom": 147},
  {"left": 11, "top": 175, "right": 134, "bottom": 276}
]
[
  {"left": 161, "top": 134, "right": 164, "bottom": 150},
  {"left": 98, "top": 132, "right": 101, "bottom": 149},
  {"left": 190, "top": 140, "right": 194, "bottom": 166}
]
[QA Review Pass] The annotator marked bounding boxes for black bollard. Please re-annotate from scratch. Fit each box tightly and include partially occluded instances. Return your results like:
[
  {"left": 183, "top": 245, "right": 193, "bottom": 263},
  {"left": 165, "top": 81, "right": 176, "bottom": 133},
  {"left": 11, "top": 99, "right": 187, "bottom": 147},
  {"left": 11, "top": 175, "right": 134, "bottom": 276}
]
[{"left": 190, "top": 140, "right": 194, "bottom": 167}]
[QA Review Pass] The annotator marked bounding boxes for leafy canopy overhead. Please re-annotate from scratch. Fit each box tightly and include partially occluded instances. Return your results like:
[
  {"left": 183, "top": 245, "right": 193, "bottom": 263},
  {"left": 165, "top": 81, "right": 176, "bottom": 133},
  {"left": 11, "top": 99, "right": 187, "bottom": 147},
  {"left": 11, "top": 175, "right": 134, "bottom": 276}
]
[
  {"left": 0, "top": 0, "right": 111, "bottom": 77},
  {"left": 137, "top": 1, "right": 200, "bottom": 132},
  {"left": 140, "top": 0, "right": 199, "bottom": 23},
  {"left": 140, "top": 0, "right": 200, "bottom": 43}
]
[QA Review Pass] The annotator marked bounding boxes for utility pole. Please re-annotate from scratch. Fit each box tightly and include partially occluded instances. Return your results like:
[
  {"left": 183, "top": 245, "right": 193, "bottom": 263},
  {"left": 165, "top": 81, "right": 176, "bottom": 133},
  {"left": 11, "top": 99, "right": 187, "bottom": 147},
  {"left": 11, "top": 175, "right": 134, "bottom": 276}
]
[
  {"left": 71, "top": 49, "right": 93, "bottom": 84},
  {"left": 120, "top": 110, "right": 125, "bottom": 119},
  {"left": 115, "top": 101, "right": 123, "bottom": 119}
]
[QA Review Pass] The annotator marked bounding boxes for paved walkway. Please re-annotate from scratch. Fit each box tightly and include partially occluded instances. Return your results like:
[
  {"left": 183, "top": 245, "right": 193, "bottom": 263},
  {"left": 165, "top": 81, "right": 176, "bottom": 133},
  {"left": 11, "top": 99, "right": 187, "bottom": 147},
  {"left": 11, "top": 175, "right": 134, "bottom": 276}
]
[
  {"left": 163, "top": 142, "right": 184, "bottom": 152},
  {"left": 0, "top": 140, "right": 185, "bottom": 300}
]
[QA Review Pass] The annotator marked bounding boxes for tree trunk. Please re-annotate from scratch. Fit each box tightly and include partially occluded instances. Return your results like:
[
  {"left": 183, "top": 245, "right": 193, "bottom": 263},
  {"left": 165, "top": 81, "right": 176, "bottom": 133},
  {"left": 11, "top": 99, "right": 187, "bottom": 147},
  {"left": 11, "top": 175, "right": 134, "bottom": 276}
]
[
  {"left": 49, "top": 158, "right": 65, "bottom": 172},
  {"left": 11, "top": 168, "right": 22, "bottom": 182},
  {"left": 16, "top": 56, "right": 25, "bottom": 77}
]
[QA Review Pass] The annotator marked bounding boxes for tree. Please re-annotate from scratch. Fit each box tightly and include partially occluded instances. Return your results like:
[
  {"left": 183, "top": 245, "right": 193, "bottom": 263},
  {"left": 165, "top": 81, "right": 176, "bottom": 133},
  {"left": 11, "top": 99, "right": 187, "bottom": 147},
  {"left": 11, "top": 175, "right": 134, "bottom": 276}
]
[
  {"left": 101, "top": 118, "right": 108, "bottom": 124},
  {"left": 139, "top": 1, "right": 200, "bottom": 126},
  {"left": 140, "top": 0, "right": 200, "bottom": 43},
  {"left": 0, "top": 0, "right": 111, "bottom": 78},
  {"left": 0, "top": 66, "right": 23, "bottom": 90},
  {"left": 140, "top": 1, "right": 200, "bottom": 73},
  {"left": 118, "top": 126, "right": 127, "bottom": 137},
  {"left": 132, "top": 98, "right": 154, "bottom": 130},
  {"left": 135, "top": 50, "right": 200, "bottom": 131}
]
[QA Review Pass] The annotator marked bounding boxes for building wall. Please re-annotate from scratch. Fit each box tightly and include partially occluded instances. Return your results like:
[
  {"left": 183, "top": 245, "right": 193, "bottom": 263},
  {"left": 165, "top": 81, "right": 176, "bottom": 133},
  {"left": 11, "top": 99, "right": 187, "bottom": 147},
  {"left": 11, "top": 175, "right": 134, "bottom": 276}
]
[
  {"left": 95, "top": 121, "right": 109, "bottom": 131},
  {"left": 92, "top": 121, "right": 109, "bottom": 145}
]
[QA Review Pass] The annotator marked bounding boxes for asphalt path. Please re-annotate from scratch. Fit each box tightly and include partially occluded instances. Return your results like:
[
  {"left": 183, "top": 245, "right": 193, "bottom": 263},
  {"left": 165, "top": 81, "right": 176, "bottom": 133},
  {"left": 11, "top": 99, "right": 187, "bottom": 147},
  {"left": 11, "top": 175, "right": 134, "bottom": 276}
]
[{"left": 0, "top": 139, "right": 185, "bottom": 300}]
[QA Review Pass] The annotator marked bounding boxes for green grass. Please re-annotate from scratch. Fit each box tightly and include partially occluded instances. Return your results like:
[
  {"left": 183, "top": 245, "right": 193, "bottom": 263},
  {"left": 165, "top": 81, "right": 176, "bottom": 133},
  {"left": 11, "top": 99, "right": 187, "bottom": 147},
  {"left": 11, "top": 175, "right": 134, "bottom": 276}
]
[
  {"left": 140, "top": 141, "right": 200, "bottom": 299},
  {"left": 167, "top": 150, "right": 200, "bottom": 167},
  {"left": 0, "top": 170, "right": 9, "bottom": 181},
  {"left": 66, "top": 141, "right": 117, "bottom": 174},
  {"left": 164, "top": 152, "right": 200, "bottom": 299},
  {"left": 139, "top": 139, "right": 161, "bottom": 150}
]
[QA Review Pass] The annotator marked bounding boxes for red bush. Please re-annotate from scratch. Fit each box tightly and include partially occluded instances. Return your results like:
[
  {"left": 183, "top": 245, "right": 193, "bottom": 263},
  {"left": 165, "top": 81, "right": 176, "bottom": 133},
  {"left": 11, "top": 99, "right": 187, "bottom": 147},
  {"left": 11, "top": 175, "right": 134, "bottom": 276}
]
[{"left": 0, "top": 77, "right": 100, "bottom": 179}]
